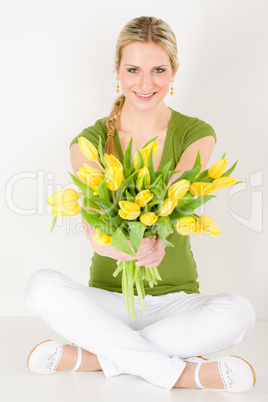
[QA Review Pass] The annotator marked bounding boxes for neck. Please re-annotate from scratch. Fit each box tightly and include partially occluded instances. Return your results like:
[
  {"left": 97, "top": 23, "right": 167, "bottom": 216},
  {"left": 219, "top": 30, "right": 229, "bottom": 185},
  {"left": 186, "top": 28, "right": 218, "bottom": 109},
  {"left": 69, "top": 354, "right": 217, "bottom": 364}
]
[{"left": 116, "top": 101, "right": 171, "bottom": 137}]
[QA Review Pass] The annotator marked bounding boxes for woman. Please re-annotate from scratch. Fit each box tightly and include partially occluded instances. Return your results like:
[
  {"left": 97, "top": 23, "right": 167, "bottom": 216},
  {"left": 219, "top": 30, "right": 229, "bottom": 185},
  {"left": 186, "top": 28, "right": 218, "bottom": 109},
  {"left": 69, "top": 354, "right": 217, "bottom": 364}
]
[{"left": 26, "top": 16, "right": 256, "bottom": 392}]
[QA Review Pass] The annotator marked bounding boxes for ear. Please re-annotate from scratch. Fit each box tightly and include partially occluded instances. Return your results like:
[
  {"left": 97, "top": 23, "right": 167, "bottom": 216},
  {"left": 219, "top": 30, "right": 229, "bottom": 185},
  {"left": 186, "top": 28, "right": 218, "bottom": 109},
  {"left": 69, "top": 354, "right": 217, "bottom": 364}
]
[
  {"left": 116, "top": 70, "right": 120, "bottom": 81},
  {"left": 171, "top": 69, "right": 178, "bottom": 82}
]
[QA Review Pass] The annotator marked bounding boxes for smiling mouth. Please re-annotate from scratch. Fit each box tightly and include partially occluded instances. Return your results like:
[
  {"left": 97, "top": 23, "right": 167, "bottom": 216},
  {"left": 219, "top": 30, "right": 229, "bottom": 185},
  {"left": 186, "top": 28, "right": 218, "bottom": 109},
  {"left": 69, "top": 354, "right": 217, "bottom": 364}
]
[{"left": 134, "top": 92, "right": 157, "bottom": 99}]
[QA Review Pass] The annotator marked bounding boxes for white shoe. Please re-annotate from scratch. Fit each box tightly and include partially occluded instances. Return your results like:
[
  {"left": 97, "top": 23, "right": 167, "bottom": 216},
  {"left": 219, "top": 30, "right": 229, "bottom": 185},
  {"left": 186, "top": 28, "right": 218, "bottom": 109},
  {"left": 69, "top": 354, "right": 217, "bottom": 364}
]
[
  {"left": 193, "top": 355, "right": 256, "bottom": 393},
  {"left": 27, "top": 340, "right": 82, "bottom": 374}
]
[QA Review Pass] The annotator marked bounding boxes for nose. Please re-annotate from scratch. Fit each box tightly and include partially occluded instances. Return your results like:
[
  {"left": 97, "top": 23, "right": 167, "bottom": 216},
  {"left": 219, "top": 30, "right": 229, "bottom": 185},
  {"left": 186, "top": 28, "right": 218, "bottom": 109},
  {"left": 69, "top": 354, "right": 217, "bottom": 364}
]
[{"left": 139, "top": 73, "right": 154, "bottom": 93}]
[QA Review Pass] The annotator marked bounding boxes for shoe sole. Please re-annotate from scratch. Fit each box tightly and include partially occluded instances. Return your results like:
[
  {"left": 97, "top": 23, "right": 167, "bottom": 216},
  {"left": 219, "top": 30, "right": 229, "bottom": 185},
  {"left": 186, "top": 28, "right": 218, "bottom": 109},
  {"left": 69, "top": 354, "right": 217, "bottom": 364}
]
[
  {"left": 232, "top": 355, "right": 257, "bottom": 387},
  {"left": 27, "top": 339, "right": 52, "bottom": 369}
]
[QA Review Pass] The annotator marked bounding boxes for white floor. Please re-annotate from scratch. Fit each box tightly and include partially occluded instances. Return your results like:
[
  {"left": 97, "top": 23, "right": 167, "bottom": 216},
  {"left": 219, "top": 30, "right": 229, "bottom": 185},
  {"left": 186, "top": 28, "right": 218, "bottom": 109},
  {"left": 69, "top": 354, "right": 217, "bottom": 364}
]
[{"left": 1, "top": 317, "right": 267, "bottom": 402}]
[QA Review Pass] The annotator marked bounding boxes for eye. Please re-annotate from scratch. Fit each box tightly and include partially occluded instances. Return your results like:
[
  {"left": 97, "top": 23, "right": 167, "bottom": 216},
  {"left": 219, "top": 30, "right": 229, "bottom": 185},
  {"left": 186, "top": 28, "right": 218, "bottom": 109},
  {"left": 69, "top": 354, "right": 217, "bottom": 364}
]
[
  {"left": 127, "top": 68, "right": 138, "bottom": 73},
  {"left": 154, "top": 68, "right": 166, "bottom": 73}
]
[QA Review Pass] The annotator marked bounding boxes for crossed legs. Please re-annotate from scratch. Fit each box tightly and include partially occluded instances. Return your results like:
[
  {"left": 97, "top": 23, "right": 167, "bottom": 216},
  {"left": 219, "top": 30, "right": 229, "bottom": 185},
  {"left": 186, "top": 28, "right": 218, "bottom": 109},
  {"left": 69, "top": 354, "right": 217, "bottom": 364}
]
[{"left": 26, "top": 269, "right": 256, "bottom": 390}]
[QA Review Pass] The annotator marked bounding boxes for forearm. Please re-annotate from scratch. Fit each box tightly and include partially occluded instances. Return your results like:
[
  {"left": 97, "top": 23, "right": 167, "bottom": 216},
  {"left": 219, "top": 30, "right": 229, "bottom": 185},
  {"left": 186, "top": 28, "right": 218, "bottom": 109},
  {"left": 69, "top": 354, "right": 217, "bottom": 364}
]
[{"left": 81, "top": 217, "right": 118, "bottom": 258}]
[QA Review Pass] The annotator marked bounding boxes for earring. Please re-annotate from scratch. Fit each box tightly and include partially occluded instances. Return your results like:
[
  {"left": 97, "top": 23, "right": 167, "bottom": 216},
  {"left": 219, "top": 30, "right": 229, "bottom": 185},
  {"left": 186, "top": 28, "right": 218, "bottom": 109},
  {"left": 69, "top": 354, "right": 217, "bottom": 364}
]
[
  {"left": 170, "top": 82, "right": 174, "bottom": 95},
  {"left": 116, "top": 80, "right": 120, "bottom": 93}
]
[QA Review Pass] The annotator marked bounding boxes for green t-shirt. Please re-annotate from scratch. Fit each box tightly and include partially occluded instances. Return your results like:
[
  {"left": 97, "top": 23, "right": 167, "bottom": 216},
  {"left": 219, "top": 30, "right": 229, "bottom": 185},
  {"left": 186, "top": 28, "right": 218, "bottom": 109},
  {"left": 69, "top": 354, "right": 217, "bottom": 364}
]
[{"left": 69, "top": 108, "right": 217, "bottom": 296}]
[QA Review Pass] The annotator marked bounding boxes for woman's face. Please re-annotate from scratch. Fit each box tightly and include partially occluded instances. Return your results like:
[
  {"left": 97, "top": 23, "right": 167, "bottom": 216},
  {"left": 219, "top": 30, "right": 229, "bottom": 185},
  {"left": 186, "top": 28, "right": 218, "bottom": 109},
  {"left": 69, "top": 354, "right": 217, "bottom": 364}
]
[{"left": 116, "top": 41, "right": 176, "bottom": 111}]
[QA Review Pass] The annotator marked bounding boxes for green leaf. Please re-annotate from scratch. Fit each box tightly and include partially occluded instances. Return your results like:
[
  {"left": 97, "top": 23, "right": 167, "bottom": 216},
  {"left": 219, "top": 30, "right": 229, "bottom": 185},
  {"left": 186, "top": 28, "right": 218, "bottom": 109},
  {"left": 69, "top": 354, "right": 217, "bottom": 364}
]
[
  {"left": 221, "top": 152, "right": 227, "bottom": 159},
  {"left": 176, "top": 193, "right": 195, "bottom": 208},
  {"left": 221, "top": 160, "right": 238, "bottom": 177},
  {"left": 160, "top": 182, "right": 167, "bottom": 199},
  {"left": 147, "top": 147, "right": 155, "bottom": 184},
  {"left": 136, "top": 148, "right": 145, "bottom": 170},
  {"left": 83, "top": 197, "right": 100, "bottom": 209},
  {"left": 165, "top": 169, "right": 181, "bottom": 174},
  {"left": 128, "top": 221, "right": 146, "bottom": 253},
  {"left": 149, "top": 186, "right": 163, "bottom": 199},
  {"left": 141, "top": 173, "right": 150, "bottom": 191},
  {"left": 183, "top": 194, "right": 216, "bottom": 210},
  {"left": 123, "top": 165, "right": 130, "bottom": 179},
  {"left": 49, "top": 216, "right": 57, "bottom": 234},
  {"left": 105, "top": 214, "right": 123, "bottom": 227},
  {"left": 169, "top": 208, "right": 195, "bottom": 223},
  {"left": 125, "top": 190, "right": 135, "bottom": 202},
  {"left": 124, "top": 137, "right": 133, "bottom": 170},
  {"left": 127, "top": 178, "right": 137, "bottom": 198},
  {"left": 115, "top": 170, "right": 139, "bottom": 205},
  {"left": 129, "top": 161, "right": 135, "bottom": 172},
  {"left": 68, "top": 172, "right": 95, "bottom": 198},
  {"left": 160, "top": 160, "right": 172, "bottom": 183},
  {"left": 111, "top": 226, "right": 135, "bottom": 256},
  {"left": 142, "top": 135, "right": 159, "bottom": 148},
  {"left": 97, "top": 177, "right": 111, "bottom": 202},
  {"left": 98, "top": 136, "right": 107, "bottom": 168},
  {"left": 193, "top": 151, "right": 201, "bottom": 169},
  {"left": 166, "top": 165, "right": 201, "bottom": 190},
  {"left": 154, "top": 216, "right": 174, "bottom": 247},
  {"left": 90, "top": 195, "right": 118, "bottom": 217},
  {"left": 80, "top": 207, "right": 113, "bottom": 234},
  {"left": 149, "top": 173, "right": 163, "bottom": 191},
  {"left": 192, "top": 169, "right": 209, "bottom": 183},
  {"left": 146, "top": 199, "right": 163, "bottom": 209}
]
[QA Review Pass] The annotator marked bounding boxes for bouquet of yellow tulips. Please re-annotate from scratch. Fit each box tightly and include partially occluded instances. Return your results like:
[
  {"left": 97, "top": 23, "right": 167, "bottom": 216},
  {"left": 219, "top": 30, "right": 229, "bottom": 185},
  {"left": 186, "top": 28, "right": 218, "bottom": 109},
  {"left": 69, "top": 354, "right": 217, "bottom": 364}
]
[{"left": 47, "top": 135, "right": 241, "bottom": 321}]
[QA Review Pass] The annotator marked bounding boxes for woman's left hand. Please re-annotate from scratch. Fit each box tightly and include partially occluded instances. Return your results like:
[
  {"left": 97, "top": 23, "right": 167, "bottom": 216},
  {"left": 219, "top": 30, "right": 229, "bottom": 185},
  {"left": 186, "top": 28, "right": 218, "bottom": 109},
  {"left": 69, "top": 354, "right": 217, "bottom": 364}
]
[{"left": 135, "top": 235, "right": 166, "bottom": 268}]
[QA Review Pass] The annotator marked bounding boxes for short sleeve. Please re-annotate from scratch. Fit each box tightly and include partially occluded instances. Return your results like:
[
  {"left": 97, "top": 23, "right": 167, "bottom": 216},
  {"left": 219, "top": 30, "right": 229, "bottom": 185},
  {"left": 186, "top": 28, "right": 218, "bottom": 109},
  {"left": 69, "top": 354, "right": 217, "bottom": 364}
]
[
  {"left": 69, "top": 117, "right": 107, "bottom": 150},
  {"left": 182, "top": 118, "right": 217, "bottom": 153}
]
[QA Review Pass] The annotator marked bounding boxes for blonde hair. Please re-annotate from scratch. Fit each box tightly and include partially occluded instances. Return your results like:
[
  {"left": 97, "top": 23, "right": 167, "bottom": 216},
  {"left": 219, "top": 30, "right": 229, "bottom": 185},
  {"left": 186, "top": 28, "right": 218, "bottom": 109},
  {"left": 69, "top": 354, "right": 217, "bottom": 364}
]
[{"left": 104, "top": 16, "right": 180, "bottom": 157}]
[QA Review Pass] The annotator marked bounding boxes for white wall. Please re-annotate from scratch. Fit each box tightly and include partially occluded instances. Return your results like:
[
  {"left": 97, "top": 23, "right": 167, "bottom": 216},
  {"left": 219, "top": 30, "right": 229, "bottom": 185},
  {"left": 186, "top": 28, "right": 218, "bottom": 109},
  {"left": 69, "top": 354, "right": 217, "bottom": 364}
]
[{"left": 1, "top": 0, "right": 267, "bottom": 318}]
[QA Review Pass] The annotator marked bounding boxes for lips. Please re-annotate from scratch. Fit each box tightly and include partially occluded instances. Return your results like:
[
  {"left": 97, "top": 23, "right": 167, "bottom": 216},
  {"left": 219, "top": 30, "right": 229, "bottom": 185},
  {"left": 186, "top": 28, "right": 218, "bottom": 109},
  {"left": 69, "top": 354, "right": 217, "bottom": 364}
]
[{"left": 134, "top": 92, "right": 157, "bottom": 101}]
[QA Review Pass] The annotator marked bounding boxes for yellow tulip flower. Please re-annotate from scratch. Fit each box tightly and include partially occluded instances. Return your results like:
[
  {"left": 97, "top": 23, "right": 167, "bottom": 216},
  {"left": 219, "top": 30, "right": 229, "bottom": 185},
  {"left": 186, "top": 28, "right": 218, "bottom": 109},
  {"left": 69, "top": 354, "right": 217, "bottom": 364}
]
[
  {"left": 159, "top": 197, "right": 177, "bottom": 217},
  {"left": 104, "top": 153, "right": 122, "bottom": 169},
  {"left": 50, "top": 201, "right": 80, "bottom": 216},
  {"left": 135, "top": 190, "right": 154, "bottom": 207},
  {"left": 106, "top": 163, "right": 125, "bottom": 191},
  {"left": 134, "top": 141, "right": 158, "bottom": 170},
  {"left": 168, "top": 180, "right": 190, "bottom": 201},
  {"left": 190, "top": 182, "right": 215, "bottom": 196},
  {"left": 47, "top": 188, "right": 78, "bottom": 206},
  {"left": 198, "top": 215, "right": 220, "bottom": 238},
  {"left": 78, "top": 137, "right": 98, "bottom": 161},
  {"left": 118, "top": 201, "right": 140, "bottom": 220},
  {"left": 208, "top": 159, "right": 228, "bottom": 179},
  {"left": 136, "top": 166, "right": 150, "bottom": 190},
  {"left": 212, "top": 177, "right": 236, "bottom": 189},
  {"left": 77, "top": 163, "right": 104, "bottom": 193},
  {"left": 175, "top": 217, "right": 198, "bottom": 236},
  {"left": 93, "top": 228, "right": 112, "bottom": 245},
  {"left": 47, "top": 189, "right": 80, "bottom": 216},
  {"left": 140, "top": 212, "right": 158, "bottom": 226}
]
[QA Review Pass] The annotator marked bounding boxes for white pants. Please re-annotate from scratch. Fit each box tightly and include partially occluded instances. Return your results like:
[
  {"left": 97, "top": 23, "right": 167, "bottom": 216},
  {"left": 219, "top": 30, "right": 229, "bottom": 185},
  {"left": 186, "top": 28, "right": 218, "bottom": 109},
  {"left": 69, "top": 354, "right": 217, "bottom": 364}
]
[{"left": 25, "top": 269, "right": 256, "bottom": 390}]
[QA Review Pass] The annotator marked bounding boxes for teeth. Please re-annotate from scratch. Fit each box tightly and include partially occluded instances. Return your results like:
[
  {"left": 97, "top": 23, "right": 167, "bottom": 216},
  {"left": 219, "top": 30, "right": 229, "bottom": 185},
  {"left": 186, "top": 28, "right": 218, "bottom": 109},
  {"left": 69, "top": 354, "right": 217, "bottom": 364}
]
[{"left": 137, "top": 92, "right": 155, "bottom": 97}]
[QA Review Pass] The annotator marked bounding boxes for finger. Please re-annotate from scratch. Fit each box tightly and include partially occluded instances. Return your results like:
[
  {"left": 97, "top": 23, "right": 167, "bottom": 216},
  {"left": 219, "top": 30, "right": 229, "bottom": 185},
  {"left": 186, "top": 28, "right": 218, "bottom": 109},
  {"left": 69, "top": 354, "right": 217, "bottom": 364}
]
[
  {"left": 136, "top": 241, "right": 156, "bottom": 258},
  {"left": 123, "top": 255, "right": 136, "bottom": 262},
  {"left": 136, "top": 251, "right": 165, "bottom": 267},
  {"left": 136, "top": 245, "right": 155, "bottom": 259}
]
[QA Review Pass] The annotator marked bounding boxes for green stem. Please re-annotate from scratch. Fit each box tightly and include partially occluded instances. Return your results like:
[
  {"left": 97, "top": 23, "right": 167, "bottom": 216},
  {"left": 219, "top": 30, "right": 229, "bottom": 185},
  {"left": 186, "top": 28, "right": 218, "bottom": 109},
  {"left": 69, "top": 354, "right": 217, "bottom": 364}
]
[
  {"left": 122, "top": 263, "right": 129, "bottom": 314},
  {"left": 201, "top": 174, "right": 210, "bottom": 182},
  {"left": 152, "top": 266, "right": 162, "bottom": 281},
  {"left": 135, "top": 276, "right": 146, "bottom": 312},
  {"left": 95, "top": 160, "right": 104, "bottom": 171}
]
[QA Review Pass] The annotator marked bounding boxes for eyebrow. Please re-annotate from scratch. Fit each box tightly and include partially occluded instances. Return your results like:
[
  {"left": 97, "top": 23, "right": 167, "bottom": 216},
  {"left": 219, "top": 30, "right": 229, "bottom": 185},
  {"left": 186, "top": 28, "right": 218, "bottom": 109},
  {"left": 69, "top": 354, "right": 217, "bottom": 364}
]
[{"left": 124, "top": 64, "right": 169, "bottom": 68}]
